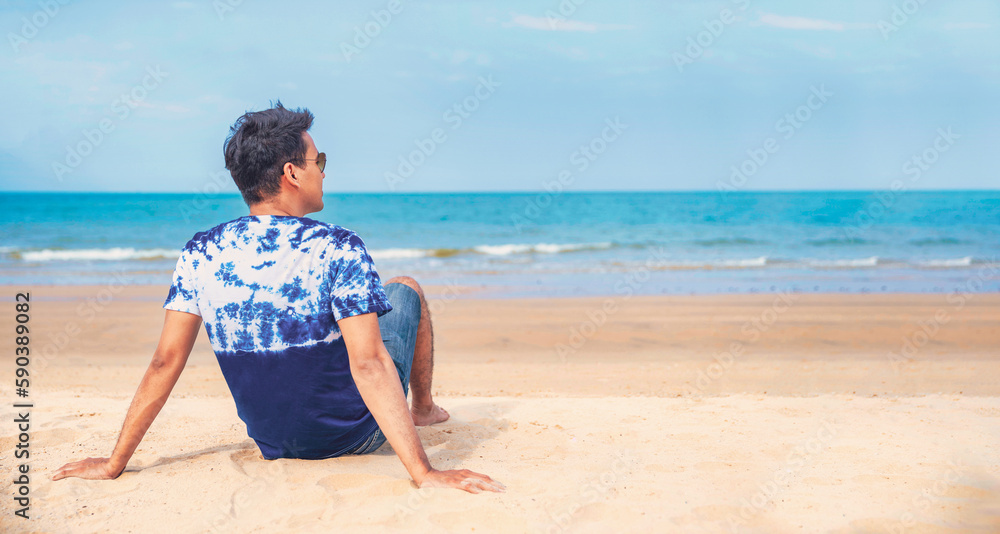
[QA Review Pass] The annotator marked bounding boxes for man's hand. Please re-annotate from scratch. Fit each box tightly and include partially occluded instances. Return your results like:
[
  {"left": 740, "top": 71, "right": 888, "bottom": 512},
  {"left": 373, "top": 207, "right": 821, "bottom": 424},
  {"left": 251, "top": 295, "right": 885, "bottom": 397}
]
[
  {"left": 418, "top": 469, "right": 506, "bottom": 494},
  {"left": 339, "top": 312, "right": 503, "bottom": 493},
  {"left": 51, "top": 309, "right": 201, "bottom": 484},
  {"left": 51, "top": 457, "right": 125, "bottom": 481}
]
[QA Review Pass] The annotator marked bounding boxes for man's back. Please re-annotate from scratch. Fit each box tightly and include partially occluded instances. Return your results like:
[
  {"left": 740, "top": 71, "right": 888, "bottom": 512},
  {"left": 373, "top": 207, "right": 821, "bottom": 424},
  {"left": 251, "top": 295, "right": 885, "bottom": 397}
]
[
  {"left": 164, "top": 214, "right": 393, "bottom": 459},
  {"left": 53, "top": 103, "right": 502, "bottom": 494}
]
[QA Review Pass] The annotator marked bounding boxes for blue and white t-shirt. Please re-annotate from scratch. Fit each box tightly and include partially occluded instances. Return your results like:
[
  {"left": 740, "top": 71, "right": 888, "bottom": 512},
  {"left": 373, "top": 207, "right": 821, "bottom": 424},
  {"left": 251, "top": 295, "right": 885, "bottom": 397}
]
[{"left": 163, "top": 215, "right": 392, "bottom": 459}]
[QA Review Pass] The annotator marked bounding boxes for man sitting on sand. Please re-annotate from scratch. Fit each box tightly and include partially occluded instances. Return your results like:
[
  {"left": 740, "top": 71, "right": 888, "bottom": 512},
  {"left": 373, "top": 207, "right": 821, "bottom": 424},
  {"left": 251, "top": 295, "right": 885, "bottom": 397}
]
[{"left": 52, "top": 102, "right": 503, "bottom": 494}]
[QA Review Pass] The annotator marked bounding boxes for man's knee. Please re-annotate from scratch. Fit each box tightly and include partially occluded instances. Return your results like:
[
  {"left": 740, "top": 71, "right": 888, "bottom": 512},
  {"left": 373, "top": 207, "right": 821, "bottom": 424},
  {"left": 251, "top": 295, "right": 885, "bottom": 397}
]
[{"left": 386, "top": 275, "right": 423, "bottom": 298}]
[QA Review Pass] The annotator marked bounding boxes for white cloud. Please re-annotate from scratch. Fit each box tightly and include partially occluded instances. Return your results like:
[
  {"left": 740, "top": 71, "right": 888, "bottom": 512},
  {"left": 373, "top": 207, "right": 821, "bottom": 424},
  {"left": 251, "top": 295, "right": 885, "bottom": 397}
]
[
  {"left": 759, "top": 13, "right": 844, "bottom": 31},
  {"left": 943, "top": 22, "right": 991, "bottom": 30},
  {"left": 757, "top": 13, "right": 875, "bottom": 31},
  {"left": 506, "top": 14, "right": 632, "bottom": 32},
  {"left": 450, "top": 50, "right": 472, "bottom": 65}
]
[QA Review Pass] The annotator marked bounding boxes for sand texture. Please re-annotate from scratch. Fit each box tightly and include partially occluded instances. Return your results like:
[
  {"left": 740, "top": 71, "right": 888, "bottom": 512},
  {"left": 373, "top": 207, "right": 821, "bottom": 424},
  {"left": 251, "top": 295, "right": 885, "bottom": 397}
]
[{"left": 1, "top": 287, "right": 998, "bottom": 533}]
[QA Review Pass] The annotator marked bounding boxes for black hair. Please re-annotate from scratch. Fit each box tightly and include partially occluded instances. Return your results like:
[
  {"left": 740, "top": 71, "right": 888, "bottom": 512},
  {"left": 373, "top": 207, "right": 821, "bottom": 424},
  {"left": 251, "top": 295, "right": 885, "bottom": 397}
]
[{"left": 223, "top": 101, "right": 315, "bottom": 205}]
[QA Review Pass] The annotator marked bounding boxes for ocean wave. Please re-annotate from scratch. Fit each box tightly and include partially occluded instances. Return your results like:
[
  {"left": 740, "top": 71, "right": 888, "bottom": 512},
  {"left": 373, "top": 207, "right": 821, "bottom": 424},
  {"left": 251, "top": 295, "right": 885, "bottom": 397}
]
[
  {"left": 691, "top": 237, "right": 768, "bottom": 247},
  {"left": 4, "top": 244, "right": 991, "bottom": 274},
  {"left": 635, "top": 257, "right": 773, "bottom": 271},
  {"left": 909, "top": 237, "right": 967, "bottom": 246},
  {"left": 720, "top": 256, "right": 769, "bottom": 267},
  {"left": 16, "top": 247, "right": 180, "bottom": 262},
  {"left": 370, "top": 242, "right": 615, "bottom": 260},
  {"left": 369, "top": 248, "right": 432, "bottom": 260},
  {"left": 917, "top": 256, "right": 973, "bottom": 268},
  {"left": 804, "top": 256, "right": 880, "bottom": 268},
  {"left": 472, "top": 242, "right": 614, "bottom": 255},
  {"left": 805, "top": 238, "right": 879, "bottom": 247}
]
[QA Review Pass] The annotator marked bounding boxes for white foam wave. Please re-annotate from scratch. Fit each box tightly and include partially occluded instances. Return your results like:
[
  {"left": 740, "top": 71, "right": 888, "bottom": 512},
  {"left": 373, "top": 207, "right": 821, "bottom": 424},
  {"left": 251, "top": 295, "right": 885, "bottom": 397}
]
[
  {"left": 20, "top": 247, "right": 179, "bottom": 262},
  {"left": 918, "top": 256, "right": 973, "bottom": 268},
  {"left": 369, "top": 248, "right": 430, "bottom": 260},
  {"left": 805, "top": 256, "right": 879, "bottom": 268},
  {"left": 720, "top": 256, "right": 769, "bottom": 268},
  {"left": 474, "top": 242, "right": 613, "bottom": 256}
]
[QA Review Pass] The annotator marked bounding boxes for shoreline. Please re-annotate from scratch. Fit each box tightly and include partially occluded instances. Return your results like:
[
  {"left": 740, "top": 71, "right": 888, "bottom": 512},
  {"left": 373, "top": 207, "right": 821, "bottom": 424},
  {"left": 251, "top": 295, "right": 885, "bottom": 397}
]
[{"left": 3, "top": 282, "right": 999, "bottom": 299}]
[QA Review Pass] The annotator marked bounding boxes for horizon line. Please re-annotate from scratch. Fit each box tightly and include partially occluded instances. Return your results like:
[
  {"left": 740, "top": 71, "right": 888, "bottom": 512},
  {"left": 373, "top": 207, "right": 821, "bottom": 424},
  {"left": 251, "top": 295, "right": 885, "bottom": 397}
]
[{"left": 2, "top": 188, "right": 998, "bottom": 195}]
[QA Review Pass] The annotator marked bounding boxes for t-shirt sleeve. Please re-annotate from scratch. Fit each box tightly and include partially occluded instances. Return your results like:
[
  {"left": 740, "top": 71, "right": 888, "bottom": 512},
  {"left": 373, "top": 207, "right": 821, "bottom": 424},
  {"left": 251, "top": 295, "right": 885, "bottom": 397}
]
[
  {"left": 163, "top": 246, "right": 201, "bottom": 317},
  {"left": 329, "top": 233, "right": 393, "bottom": 321}
]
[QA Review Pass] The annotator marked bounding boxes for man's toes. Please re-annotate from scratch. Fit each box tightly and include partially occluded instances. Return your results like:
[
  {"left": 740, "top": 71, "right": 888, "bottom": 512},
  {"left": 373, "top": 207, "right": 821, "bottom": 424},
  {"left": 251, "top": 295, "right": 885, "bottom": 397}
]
[{"left": 412, "top": 404, "right": 450, "bottom": 426}]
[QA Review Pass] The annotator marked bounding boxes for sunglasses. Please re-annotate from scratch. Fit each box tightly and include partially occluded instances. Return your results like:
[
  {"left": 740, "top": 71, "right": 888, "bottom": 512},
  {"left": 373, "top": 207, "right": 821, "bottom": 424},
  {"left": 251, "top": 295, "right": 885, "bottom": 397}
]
[{"left": 300, "top": 152, "right": 326, "bottom": 173}]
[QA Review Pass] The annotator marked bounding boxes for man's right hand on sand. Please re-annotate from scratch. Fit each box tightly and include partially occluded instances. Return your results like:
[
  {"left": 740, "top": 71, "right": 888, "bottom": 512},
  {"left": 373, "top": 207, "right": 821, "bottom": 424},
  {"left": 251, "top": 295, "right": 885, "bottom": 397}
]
[
  {"left": 418, "top": 469, "right": 506, "bottom": 494},
  {"left": 51, "top": 457, "right": 126, "bottom": 481}
]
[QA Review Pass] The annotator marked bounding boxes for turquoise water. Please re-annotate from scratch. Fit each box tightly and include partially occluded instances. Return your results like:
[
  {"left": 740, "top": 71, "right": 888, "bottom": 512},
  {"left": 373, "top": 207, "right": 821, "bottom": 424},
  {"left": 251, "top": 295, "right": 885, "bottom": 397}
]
[{"left": 1, "top": 191, "right": 997, "bottom": 296}]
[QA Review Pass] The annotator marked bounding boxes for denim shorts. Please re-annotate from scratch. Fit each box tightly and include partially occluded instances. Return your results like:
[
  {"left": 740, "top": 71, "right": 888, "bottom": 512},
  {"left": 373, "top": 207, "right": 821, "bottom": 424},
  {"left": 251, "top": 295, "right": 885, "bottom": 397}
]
[{"left": 348, "top": 282, "right": 421, "bottom": 454}]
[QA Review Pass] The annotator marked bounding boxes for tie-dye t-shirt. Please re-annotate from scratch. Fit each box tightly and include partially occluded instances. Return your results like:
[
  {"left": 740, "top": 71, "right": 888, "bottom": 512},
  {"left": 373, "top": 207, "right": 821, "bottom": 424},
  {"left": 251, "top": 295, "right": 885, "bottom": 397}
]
[{"left": 163, "top": 214, "right": 392, "bottom": 459}]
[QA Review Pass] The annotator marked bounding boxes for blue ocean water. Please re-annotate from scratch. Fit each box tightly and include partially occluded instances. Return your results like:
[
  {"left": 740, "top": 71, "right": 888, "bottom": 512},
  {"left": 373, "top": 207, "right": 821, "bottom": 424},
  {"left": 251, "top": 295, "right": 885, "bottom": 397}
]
[{"left": 1, "top": 191, "right": 997, "bottom": 296}]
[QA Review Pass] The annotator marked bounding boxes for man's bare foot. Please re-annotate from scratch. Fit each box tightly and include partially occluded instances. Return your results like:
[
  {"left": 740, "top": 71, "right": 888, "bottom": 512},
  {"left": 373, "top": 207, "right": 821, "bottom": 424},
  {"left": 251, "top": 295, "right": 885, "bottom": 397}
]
[{"left": 411, "top": 403, "right": 450, "bottom": 426}]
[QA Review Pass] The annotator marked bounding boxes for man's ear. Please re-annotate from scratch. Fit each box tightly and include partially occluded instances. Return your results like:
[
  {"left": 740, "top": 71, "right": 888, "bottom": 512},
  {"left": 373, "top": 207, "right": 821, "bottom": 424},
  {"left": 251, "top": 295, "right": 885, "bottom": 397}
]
[{"left": 282, "top": 162, "right": 299, "bottom": 185}]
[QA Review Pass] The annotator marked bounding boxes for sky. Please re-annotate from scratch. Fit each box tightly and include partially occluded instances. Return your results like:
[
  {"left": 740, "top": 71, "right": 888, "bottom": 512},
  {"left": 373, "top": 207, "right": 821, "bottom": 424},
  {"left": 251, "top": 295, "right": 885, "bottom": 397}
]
[{"left": 0, "top": 0, "right": 998, "bottom": 193}]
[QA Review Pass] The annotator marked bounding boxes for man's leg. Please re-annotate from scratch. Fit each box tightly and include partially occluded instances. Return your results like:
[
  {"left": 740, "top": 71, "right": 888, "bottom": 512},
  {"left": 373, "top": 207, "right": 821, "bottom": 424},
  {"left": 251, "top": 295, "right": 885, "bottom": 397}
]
[{"left": 385, "top": 276, "right": 449, "bottom": 426}]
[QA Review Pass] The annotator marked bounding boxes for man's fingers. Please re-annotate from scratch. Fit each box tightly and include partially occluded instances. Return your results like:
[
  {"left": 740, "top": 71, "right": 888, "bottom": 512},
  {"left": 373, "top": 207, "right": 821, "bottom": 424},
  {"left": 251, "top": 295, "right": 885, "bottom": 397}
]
[
  {"left": 51, "top": 463, "right": 77, "bottom": 481},
  {"left": 482, "top": 479, "right": 506, "bottom": 492},
  {"left": 459, "top": 479, "right": 482, "bottom": 494},
  {"left": 474, "top": 477, "right": 506, "bottom": 493},
  {"left": 463, "top": 471, "right": 504, "bottom": 492},
  {"left": 51, "top": 459, "right": 115, "bottom": 481},
  {"left": 460, "top": 476, "right": 505, "bottom": 493},
  {"left": 422, "top": 470, "right": 505, "bottom": 494}
]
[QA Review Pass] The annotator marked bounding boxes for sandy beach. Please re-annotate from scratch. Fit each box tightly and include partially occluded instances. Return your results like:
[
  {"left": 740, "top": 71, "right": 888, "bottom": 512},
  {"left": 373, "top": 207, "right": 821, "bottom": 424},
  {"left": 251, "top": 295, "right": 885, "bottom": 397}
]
[{"left": 2, "top": 286, "right": 999, "bottom": 533}]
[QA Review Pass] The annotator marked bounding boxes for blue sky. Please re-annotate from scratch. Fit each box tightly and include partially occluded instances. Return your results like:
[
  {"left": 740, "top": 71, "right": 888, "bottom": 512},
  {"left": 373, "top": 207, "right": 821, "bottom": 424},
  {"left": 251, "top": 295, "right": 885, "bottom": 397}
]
[{"left": 1, "top": 0, "right": 997, "bottom": 192}]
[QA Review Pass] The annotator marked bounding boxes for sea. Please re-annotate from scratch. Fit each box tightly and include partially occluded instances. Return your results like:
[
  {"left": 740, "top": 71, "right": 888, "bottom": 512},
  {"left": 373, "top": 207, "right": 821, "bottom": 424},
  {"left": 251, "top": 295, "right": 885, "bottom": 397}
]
[{"left": 1, "top": 191, "right": 997, "bottom": 297}]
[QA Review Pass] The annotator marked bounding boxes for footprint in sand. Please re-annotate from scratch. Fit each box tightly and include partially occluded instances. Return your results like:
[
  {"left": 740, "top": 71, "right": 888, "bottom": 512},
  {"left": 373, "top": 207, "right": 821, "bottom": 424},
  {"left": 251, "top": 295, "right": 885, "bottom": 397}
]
[
  {"left": 316, "top": 473, "right": 410, "bottom": 498},
  {"left": 226, "top": 448, "right": 265, "bottom": 476}
]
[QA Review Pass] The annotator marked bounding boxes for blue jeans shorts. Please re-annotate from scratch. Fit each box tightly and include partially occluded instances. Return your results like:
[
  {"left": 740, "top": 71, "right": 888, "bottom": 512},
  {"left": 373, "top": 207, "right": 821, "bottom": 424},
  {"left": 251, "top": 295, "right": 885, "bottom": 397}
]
[{"left": 348, "top": 282, "right": 421, "bottom": 454}]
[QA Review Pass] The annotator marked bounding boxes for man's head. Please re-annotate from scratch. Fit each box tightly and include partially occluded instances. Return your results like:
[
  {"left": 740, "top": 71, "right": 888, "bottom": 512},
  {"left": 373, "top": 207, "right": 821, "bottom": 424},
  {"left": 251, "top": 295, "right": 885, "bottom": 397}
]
[{"left": 223, "top": 101, "right": 325, "bottom": 214}]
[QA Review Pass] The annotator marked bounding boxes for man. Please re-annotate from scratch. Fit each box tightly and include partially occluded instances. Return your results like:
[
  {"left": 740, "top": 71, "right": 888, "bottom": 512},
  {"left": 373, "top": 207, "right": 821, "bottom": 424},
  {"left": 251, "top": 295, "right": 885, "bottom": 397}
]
[{"left": 52, "top": 102, "right": 503, "bottom": 494}]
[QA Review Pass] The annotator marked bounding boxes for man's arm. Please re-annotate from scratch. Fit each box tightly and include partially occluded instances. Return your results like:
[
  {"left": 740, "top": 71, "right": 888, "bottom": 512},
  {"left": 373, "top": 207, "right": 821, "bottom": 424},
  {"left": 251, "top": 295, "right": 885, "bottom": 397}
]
[
  {"left": 51, "top": 310, "right": 202, "bottom": 481},
  {"left": 338, "top": 312, "right": 504, "bottom": 494}
]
